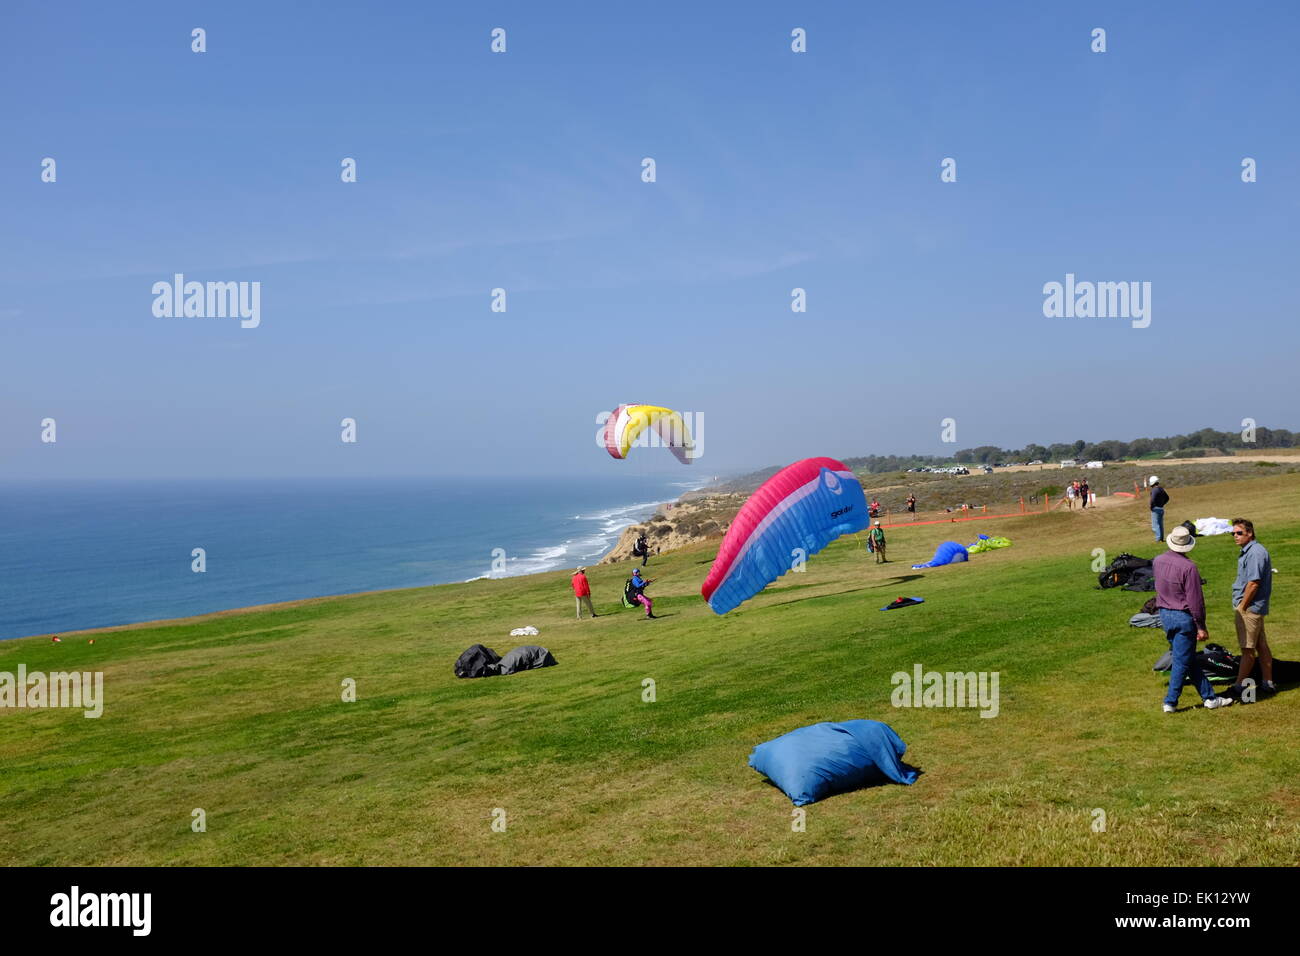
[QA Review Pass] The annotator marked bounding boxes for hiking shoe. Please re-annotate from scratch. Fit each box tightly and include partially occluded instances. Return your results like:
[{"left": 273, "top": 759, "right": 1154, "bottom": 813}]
[
  {"left": 1261, "top": 681, "right": 1278, "bottom": 695},
  {"left": 1162, "top": 703, "right": 1176, "bottom": 713},
  {"left": 1202, "top": 696, "right": 1233, "bottom": 710}
]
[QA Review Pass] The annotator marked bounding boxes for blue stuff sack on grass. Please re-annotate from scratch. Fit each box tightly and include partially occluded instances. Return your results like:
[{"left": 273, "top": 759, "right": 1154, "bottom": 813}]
[{"left": 748, "top": 719, "right": 918, "bottom": 806}]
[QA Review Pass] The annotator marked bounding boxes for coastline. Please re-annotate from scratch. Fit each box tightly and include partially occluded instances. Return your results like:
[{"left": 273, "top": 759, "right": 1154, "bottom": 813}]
[
  {"left": 2, "top": 477, "right": 721, "bottom": 643},
  {"left": 464, "top": 495, "right": 671, "bottom": 582},
  {"left": 17, "top": 487, "right": 723, "bottom": 643},
  {"left": 11, "top": 460, "right": 1297, "bottom": 642}
]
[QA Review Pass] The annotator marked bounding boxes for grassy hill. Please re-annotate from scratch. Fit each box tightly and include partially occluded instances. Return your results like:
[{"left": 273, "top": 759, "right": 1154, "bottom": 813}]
[{"left": 2, "top": 473, "right": 1298, "bottom": 866}]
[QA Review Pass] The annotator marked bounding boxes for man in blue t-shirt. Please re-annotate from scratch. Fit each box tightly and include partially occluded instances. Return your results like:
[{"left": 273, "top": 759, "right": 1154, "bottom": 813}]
[{"left": 1231, "top": 518, "right": 1276, "bottom": 697}]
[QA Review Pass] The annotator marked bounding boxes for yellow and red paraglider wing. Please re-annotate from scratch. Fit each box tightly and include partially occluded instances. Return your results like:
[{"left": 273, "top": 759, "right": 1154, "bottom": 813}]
[{"left": 603, "top": 404, "right": 694, "bottom": 464}]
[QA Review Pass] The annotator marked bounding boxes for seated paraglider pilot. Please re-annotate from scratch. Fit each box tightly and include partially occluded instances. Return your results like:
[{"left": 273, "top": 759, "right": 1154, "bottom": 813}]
[{"left": 630, "top": 567, "right": 657, "bottom": 619}]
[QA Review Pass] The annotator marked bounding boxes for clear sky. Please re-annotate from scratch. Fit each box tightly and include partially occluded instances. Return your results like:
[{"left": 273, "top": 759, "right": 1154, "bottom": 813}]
[{"left": 2, "top": 0, "right": 1296, "bottom": 480}]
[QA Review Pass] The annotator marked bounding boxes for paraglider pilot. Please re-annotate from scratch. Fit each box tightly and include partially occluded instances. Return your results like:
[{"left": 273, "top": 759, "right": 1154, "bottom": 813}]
[
  {"left": 630, "top": 567, "right": 657, "bottom": 619},
  {"left": 871, "top": 520, "right": 888, "bottom": 563}
]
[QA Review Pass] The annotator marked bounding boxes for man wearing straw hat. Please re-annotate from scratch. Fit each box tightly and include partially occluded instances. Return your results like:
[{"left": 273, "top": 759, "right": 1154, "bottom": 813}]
[{"left": 1153, "top": 525, "right": 1233, "bottom": 713}]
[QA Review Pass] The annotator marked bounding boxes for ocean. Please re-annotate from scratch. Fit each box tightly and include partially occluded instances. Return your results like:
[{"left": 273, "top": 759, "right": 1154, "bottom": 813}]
[{"left": 0, "top": 475, "right": 707, "bottom": 640}]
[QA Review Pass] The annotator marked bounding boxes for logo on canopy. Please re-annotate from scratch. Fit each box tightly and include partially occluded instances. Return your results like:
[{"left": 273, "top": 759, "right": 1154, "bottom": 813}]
[{"left": 823, "top": 470, "right": 842, "bottom": 495}]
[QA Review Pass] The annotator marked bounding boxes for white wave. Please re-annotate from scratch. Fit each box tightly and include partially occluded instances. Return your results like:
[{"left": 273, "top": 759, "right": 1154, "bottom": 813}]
[
  {"left": 574, "top": 499, "right": 664, "bottom": 522},
  {"left": 475, "top": 491, "right": 677, "bottom": 580}
]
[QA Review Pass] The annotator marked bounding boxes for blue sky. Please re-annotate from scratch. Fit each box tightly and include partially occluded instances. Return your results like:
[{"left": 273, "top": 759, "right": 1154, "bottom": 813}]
[{"left": 2, "top": 0, "right": 1296, "bottom": 480}]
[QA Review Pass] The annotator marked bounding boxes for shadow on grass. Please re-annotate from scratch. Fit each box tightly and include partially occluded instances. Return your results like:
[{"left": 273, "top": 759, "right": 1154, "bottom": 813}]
[
  {"left": 877, "top": 574, "right": 927, "bottom": 588},
  {"left": 759, "top": 586, "right": 878, "bottom": 610},
  {"left": 753, "top": 574, "right": 927, "bottom": 611},
  {"left": 756, "top": 762, "right": 926, "bottom": 803},
  {"left": 734, "top": 573, "right": 932, "bottom": 612}
]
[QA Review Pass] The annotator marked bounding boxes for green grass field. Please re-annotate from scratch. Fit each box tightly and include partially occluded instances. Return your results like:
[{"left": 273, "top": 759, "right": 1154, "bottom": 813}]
[{"left": 2, "top": 473, "right": 1297, "bottom": 866}]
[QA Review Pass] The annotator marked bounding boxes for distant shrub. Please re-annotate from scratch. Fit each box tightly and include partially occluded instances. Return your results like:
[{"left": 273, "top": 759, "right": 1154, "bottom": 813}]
[
  {"left": 1256, "top": 460, "right": 1279, "bottom": 467},
  {"left": 1163, "top": 447, "right": 1227, "bottom": 459},
  {"left": 1037, "top": 485, "right": 1064, "bottom": 497}
]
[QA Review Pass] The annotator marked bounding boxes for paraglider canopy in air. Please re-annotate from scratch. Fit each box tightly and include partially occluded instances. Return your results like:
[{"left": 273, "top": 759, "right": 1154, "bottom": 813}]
[
  {"left": 603, "top": 404, "right": 695, "bottom": 464},
  {"left": 701, "top": 457, "right": 868, "bottom": 615}
]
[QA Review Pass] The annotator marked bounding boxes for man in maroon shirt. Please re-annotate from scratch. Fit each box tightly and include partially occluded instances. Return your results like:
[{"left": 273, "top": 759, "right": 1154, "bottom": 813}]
[{"left": 1153, "top": 526, "right": 1233, "bottom": 713}]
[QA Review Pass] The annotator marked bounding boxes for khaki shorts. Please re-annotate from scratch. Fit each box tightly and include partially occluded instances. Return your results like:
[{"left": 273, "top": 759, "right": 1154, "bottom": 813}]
[{"left": 1234, "top": 606, "right": 1267, "bottom": 651}]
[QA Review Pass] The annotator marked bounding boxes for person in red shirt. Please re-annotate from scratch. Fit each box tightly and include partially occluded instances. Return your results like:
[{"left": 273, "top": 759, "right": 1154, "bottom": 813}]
[{"left": 571, "top": 567, "right": 597, "bottom": 619}]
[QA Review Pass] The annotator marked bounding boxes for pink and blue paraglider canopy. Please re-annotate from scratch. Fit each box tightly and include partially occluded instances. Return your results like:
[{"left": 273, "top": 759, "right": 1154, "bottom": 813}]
[{"left": 701, "top": 457, "right": 868, "bottom": 615}]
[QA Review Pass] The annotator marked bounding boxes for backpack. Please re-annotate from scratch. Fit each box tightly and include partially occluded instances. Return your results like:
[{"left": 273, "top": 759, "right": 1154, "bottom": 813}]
[
  {"left": 497, "top": 645, "right": 558, "bottom": 675},
  {"left": 1097, "top": 553, "right": 1153, "bottom": 589},
  {"left": 454, "top": 643, "right": 502, "bottom": 679},
  {"left": 623, "top": 579, "right": 640, "bottom": 608},
  {"left": 1121, "top": 566, "right": 1156, "bottom": 592},
  {"left": 1195, "top": 644, "right": 1240, "bottom": 682}
]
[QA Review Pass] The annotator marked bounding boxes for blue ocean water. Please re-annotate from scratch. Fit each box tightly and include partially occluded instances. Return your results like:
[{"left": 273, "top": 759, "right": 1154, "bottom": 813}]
[{"left": 0, "top": 475, "right": 706, "bottom": 640}]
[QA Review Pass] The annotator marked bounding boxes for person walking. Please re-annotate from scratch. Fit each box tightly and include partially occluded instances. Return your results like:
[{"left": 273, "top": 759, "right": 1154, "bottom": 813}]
[
  {"left": 870, "top": 520, "right": 887, "bottom": 563},
  {"left": 1079, "top": 478, "right": 1090, "bottom": 509},
  {"left": 630, "top": 567, "right": 656, "bottom": 619},
  {"left": 571, "top": 567, "right": 597, "bottom": 619},
  {"left": 1066, "top": 482, "right": 1077, "bottom": 509},
  {"left": 631, "top": 531, "right": 651, "bottom": 566},
  {"left": 1230, "top": 518, "right": 1276, "bottom": 698},
  {"left": 1153, "top": 525, "right": 1233, "bottom": 713},
  {"left": 1149, "top": 476, "right": 1169, "bottom": 542},
  {"left": 905, "top": 493, "right": 917, "bottom": 520}
]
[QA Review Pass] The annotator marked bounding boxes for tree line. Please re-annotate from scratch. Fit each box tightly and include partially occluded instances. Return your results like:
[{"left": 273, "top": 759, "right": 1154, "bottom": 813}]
[
  {"left": 951, "top": 426, "right": 1295, "bottom": 466},
  {"left": 713, "top": 426, "right": 1295, "bottom": 487},
  {"left": 831, "top": 426, "right": 1294, "bottom": 474}
]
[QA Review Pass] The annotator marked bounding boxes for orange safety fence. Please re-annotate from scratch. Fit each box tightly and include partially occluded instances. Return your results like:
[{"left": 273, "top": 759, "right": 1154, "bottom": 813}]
[
  {"left": 874, "top": 490, "right": 1130, "bottom": 530},
  {"left": 876, "top": 495, "right": 1047, "bottom": 529}
]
